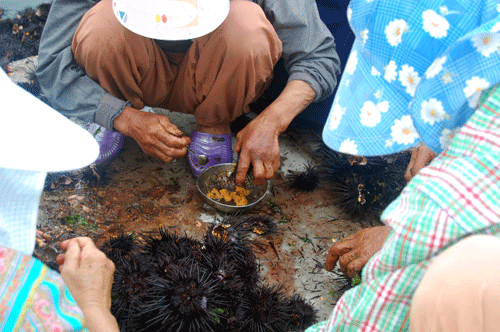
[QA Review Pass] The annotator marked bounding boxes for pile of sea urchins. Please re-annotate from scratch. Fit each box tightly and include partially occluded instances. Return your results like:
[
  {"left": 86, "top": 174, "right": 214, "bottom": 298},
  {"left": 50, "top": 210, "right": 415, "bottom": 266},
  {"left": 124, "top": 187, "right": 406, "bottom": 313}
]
[{"left": 99, "top": 215, "right": 317, "bottom": 332}]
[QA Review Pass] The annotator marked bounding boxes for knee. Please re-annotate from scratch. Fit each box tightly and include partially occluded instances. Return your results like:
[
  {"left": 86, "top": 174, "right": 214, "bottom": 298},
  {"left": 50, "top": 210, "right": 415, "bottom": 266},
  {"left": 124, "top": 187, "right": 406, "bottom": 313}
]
[
  {"left": 72, "top": 0, "right": 151, "bottom": 71},
  {"left": 217, "top": 0, "right": 282, "bottom": 62}
]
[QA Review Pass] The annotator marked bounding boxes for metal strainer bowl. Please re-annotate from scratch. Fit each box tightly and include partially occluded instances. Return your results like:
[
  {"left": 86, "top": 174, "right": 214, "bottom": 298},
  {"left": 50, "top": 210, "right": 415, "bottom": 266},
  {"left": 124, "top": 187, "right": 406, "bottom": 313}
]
[{"left": 196, "top": 163, "right": 270, "bottom": 213}]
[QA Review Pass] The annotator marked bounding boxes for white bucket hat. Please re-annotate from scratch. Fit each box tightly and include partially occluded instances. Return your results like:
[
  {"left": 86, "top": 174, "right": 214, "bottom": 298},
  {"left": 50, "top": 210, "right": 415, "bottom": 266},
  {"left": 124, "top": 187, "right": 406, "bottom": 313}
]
[
  {"left": 0, "top": 69, "right": 99, "bottom": 255},
  {"left": 112, "top": 0, "right": 230, "bottom": 40}
]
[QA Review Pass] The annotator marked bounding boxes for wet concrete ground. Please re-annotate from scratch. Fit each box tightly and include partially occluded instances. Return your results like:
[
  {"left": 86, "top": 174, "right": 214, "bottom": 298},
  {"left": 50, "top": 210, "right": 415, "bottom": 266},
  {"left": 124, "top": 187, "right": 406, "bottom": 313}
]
[{"left": 10, "top": 56, "right": 379, "bottom": 323}]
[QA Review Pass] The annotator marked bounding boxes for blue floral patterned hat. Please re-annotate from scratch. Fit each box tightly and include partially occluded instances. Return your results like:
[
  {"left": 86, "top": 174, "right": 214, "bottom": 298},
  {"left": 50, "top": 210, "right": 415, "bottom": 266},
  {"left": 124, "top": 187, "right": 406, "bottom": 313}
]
[{"left": 323, "top": 0, "right": 500, "bottom": 156}]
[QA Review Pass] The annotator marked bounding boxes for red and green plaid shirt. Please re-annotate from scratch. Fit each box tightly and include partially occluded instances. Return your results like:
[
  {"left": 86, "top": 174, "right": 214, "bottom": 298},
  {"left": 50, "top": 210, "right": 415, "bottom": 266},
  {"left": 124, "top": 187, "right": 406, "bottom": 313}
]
[{"left": 307, "top": 86, "right": 500, "bottom": 332}]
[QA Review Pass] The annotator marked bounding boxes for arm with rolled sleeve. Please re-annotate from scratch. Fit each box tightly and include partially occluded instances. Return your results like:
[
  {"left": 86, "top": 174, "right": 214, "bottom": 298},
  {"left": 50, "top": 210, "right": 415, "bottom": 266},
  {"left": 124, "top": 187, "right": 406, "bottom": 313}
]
[
  {"left": 254, "top": 0, "right": 341, "bottom": 102},
  {"left": 36, "top": 0, "right": 127, "bottom": 131},
  {"left": 233, "top": 0, "right": 341, "bottom": 186}
]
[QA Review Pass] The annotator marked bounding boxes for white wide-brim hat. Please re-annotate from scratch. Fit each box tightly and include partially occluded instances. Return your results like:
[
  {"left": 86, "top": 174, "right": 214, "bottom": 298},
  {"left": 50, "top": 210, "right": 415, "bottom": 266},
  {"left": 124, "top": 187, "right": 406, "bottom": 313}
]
[
  {"left": 0, "top": 69, "right": 99, "bottom": 256},
  {"left": 0, "top": 69, "right": 99, "bottom": 172},
  {"left": 112, "top": 0, "right": 230, "bottom": 40}
]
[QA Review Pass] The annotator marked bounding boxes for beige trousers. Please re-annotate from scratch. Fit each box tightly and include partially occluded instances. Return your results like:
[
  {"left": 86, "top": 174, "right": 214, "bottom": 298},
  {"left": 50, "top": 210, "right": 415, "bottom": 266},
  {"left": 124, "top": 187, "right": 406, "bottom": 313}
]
[
  {"left": 410, "top": 234, "right": 500, "bottom": 332},
  {"left": 72, "top": 0, "right": 282, "bottom": 127}
]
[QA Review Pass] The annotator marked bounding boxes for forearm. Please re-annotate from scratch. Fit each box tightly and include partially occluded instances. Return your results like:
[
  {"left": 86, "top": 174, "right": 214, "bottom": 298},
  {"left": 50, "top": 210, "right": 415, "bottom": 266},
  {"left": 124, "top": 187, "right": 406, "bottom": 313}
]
[
  {"left": 82, "top": 307, "right": 120, "bottom": 332},
  {"left": 260, "top": 80, "right": 316, "bottom": 134},
  {"left": 254, "top": 0, "right": 340, "bottom": 101}
]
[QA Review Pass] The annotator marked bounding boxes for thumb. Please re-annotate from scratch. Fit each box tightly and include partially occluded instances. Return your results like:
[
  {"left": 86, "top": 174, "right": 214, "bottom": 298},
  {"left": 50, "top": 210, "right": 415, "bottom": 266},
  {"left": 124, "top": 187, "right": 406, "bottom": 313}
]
[
  {"left": 62, "top": 240, "right": 82, "bottom": 271},
  {"left": 325, "top": 253, "right": 339, "bottom": 271}
]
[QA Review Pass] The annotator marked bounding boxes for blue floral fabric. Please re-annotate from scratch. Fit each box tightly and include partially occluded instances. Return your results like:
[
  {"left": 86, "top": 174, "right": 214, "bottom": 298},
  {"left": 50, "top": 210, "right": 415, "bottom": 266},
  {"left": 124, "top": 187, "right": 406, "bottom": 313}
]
[{"left": 322, "top": 0, "right": 500, "bottom": 156}]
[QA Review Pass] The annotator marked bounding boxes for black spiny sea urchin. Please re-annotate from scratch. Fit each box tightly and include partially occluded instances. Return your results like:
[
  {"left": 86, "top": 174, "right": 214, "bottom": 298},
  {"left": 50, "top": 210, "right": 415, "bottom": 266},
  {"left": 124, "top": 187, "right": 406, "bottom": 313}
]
[
  {"left": 140, "top": 265, "right": 226, "bottom": 332},
  {"left": 287, "top": 163, "right": 320, "bottom": 192},
  {"left": 110, "top": 254, "right": 156, "bottom": 332},
  {"left": 237, "top": 284, "right": 290, "bottom": 332},
  {"left": 283, "top": 294, "right": 318, "bottom": 331},
  {"left": 315, "top": 142, "right": 411, "bottom": 219},
  {"left": 105, "top": 214, "right": 319, "bottom": 331},
  {"left": 99, "top": 233, "right": 139, "bottom": 265}
]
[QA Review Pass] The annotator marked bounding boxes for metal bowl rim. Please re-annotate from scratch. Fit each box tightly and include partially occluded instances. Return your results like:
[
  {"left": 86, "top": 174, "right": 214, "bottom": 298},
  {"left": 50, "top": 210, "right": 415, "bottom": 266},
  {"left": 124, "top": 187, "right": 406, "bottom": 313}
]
[{"left": 196, "top": 163, "right": 270, "bottom": 211}]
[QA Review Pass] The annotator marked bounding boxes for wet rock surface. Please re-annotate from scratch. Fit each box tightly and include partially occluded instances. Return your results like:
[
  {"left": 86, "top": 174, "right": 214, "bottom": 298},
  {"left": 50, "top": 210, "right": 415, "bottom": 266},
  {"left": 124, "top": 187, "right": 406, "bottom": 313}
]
[
  {"left": 34, "top": 126, "right": 381, "bottom": 322},
  {"left": 7, "top": 56, "right": 392, "bottom": 324}
]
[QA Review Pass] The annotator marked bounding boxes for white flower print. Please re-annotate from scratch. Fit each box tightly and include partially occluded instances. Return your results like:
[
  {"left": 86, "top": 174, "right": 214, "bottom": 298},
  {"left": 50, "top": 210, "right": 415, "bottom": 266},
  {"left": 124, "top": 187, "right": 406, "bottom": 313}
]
[
  {"left": 471, "top": 33, "right": 500, "bottom": 57},
  {"left": 345, "top": 50, "right": 358, "bottom": 75},
  {"left": 385, "top": 139, "right": 394, "bottom": 148},
  {"left": 329, "top": 103, "right": 344, "bottom": 131},
  {"left": 360, "top": 101, "right": 389, "bottom": 127},
  {"left": 422, "top": 10, "right": 449, "bottom": 39},
  {"left": 347, "top": 7, "right": 352, "bottom": 22},
  {"left": 371, "top": 66, "right": 381, "bottom": 76},
  {"left": 464, "top": 77, "right": 490, "bottom": 99},
  {"left": 439, "top": 6, "right": 458, "bottom": 15},
  {"left": 399, "top": 64, "right": 421, "bottom": 97},
  {"left": 441, "top": 72, "right": 453, "bottom": 84},
  {"left": 384, "top": 61, "right": 398, "bottom": 82},
  {"left": 497, "top": 3, "right": 500, "bottom": 13},
  {"left": 492, "top": 23, "right": 500, "bottom": 33},
  {"left": 425, "top": 56, "right": 447, "bottom": 79},
  {"left": 420, "top": 98, "right": 448, "bottom": 125},
  {"left": 374, "top": 90, "right": 383, "bottom": 99},
  {"left": 385, "top": 19, "right": 408, "bottom": 46},
  {"left": 440, "top": 127, "right": 461, "bottom": 150},
  {"left": 360, "top": 29, "right": 369, "bottom": 45},
  {"left": 439, "top": 6, "right": 449, "bottom": 15},
  {"left": 390, "top": 115, "right": 419, "bottom": 145},
  {"left": 339, "top": 139, "right": 358, "bottom": 155},
  {"left": 464, "top": 77, "right": 489, "bottom": 108}
]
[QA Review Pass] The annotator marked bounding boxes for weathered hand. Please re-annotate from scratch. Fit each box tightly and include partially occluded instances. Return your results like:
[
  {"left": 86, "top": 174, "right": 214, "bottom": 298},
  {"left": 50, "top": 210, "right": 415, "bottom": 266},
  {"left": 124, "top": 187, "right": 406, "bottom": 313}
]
[
  {"left": 234, "top": 114, "right": 281, "bottom": 186},
  {"left": 113, "top": 106, "right": 191, "bottom": 162},
  {"left": 325, "top": 226, "right": 391, "bottom": 278},
  {"left": 57, "top": 237, "right": 115, "bottom": 312},
  {"left": 405, "top": 144, "right": 437, "bottom": 181}
]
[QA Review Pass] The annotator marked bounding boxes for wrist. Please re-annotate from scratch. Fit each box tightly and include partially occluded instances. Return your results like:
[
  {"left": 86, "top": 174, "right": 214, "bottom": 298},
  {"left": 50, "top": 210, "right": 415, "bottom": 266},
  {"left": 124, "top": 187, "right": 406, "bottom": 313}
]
[
  {"left": 262, "top": 80, "right": 316, "bottom": 135},
  {"left": 81, "top": 306, "right": 119, "bottom": 332},
  {"left": 259, "top": 107, "right": 295, "bottom": 136},
  {"left": 113, "top": 105, "right": 136, "bottom": 135}
]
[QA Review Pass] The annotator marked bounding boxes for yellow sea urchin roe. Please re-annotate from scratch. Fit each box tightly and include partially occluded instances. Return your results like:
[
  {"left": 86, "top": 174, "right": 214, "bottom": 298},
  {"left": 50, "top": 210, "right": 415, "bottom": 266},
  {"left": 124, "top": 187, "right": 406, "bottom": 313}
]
[
  {"left": 233, "top": 195, "right": 248, "bottom": 206},
  {"left": 207, "top": 188, "right": 222, "bottom": 199},
  {"left": 219, "top": 189, "right": 233, "bottom": 202},
  {"left": 235, "top": 186, "right": 250, "bottom": 196},
  {"left": 206, "top": 186, "right": 251, "bottom": 206},
  {"left": 207, "top": 188, "right": 217, "bottom": 199},
  {"left": 231, "top": 189, "right": 248, "bottom": 206}
]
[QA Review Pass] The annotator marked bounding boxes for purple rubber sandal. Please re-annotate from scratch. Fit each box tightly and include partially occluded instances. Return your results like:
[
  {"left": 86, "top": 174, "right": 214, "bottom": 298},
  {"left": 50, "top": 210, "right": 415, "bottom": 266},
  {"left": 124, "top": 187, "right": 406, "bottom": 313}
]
[
  {"left": 188, "top": 131, "right": 233, "bottom": 177},
  {"left": 87, "top": 123, "right": 125, "bottom": 165}
]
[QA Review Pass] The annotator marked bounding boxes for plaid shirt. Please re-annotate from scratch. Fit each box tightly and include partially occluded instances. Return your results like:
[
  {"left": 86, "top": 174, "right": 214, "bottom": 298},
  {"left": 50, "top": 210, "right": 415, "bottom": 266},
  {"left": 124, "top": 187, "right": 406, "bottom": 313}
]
[{"left": 306, "top": 86, "right": 500, "bottom": 332}]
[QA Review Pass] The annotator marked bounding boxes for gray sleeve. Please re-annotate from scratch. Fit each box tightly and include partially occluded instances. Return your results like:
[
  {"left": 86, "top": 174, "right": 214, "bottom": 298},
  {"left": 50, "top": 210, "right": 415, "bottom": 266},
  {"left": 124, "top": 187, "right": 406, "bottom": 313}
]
[
  {"left": 36, "top": 0, "right": 127, "bottom": 131},
  {"left": 254, "top": 0, "right": 341, "bottom": 102}
]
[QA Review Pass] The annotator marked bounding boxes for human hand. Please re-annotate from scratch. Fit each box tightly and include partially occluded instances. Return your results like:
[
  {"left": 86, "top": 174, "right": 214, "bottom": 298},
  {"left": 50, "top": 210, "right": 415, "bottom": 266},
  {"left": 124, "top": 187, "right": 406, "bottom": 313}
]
[
  {"left": 113, "top": 106, "right": 191, "bottom": 162},
  {"left": 234, "top": 114, "right": 281, "bottom": 186},
  {"left": 56, "top": 237, "right": 115, "bottom": 312},
  {"left": 404, "top": 144, "right": 437, "bottom": 181},
  {"left": 325, "top": 226, "right": 391, "bottom": 278}
]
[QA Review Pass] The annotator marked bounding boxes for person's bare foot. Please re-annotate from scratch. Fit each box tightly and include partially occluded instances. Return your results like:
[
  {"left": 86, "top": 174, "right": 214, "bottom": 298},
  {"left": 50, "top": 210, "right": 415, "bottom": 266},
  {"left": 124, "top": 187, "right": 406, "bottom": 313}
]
[
  {"left": 325, "top": 226, "right": 391, "bottom": 278},
  {"left": 196, "top": 123, "right": 231, "bottom": 135}
]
